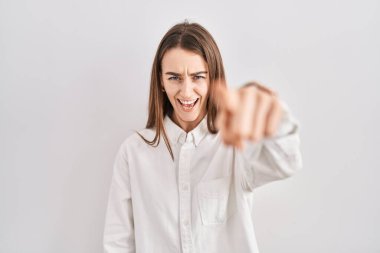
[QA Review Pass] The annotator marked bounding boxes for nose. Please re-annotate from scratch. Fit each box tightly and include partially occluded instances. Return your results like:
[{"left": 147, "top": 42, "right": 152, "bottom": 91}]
[{"left": 180, "top": 77, "right": 194, "bottom": 98}]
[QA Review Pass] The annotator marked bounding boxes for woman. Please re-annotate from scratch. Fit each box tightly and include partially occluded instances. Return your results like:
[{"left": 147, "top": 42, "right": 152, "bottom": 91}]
[{"left": 103, "top": 21, "right": 303, "bottom": 253}]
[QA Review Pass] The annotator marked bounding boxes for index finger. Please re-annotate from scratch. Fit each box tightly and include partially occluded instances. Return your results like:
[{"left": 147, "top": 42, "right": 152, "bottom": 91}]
[{"left": 213, "top": 80, "right": 238, "bottom": 112}]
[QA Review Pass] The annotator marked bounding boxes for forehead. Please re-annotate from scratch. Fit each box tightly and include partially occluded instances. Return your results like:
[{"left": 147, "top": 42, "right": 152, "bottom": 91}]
[{"left": 161, "top": 48, "right": 208, "bottom": 73}]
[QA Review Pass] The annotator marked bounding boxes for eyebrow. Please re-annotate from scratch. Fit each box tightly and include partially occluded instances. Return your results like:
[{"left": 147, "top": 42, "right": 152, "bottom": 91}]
[{"left": 164, "top": 71, "right": 208, "bottom": 76}]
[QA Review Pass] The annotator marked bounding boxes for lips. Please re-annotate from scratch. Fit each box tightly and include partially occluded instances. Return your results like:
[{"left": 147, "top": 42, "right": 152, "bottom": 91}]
[
  {"left": 177, "top": 98, "right": 198, "bottom": 105},
  {"left": 177, "top": 98, "right": 199, "bottom": 111}
]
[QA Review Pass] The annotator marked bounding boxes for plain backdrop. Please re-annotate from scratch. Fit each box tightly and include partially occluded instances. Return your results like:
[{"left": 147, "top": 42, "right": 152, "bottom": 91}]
[{"left": 1, "top": 0, "right": 379, "bottom": 252}]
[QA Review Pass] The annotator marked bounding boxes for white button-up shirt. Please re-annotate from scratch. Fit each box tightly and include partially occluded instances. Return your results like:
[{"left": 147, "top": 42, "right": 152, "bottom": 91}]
[{"left": 103, "top": 100, "right": 303, "bottom": 253}]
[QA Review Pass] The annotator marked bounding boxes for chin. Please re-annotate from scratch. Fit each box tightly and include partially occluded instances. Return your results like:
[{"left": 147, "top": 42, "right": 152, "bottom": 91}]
[{"left": 176, "top": 111, "right": 200, "bottom": 122}]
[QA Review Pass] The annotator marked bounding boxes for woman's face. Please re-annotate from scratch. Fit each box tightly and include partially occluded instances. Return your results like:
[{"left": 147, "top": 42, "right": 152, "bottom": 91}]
[{"left": 161, "top": 47, "right": 209, "bottom": 132}]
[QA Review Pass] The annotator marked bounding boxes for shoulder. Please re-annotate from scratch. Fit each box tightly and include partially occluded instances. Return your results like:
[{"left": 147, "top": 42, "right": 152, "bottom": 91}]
[{"left": 119, "top": 127, "right": 156, "bottom": 154}]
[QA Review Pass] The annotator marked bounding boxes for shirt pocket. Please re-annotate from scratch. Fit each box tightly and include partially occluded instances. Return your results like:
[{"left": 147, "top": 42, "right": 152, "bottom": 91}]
[{"left": 197, "top": 176, "right": 236, "bottom": 226}]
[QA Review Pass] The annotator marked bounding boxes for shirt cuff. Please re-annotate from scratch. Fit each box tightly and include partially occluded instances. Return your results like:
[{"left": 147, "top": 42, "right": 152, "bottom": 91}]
[{"left": 270, "top": 99, "right": 300, "bottom": 139}]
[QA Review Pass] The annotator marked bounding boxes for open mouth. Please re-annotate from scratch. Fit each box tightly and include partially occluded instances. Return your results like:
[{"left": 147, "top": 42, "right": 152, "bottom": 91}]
[{"left": 177, "top": 98, "right": 199, "bottom": 111}]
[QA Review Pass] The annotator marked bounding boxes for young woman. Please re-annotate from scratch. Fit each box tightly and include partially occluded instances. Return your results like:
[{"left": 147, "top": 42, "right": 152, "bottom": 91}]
[{"left": 103, "top": 21, "right": 303, "bottom": 253}]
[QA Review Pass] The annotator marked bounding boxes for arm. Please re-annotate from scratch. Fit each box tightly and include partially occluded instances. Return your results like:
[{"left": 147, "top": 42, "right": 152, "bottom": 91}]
[
  {"left": 103, "top": 143, "right": 135, "bottom": 253},
  {"left": 238, "top": 99, "right": 303, "bottom": 191}
]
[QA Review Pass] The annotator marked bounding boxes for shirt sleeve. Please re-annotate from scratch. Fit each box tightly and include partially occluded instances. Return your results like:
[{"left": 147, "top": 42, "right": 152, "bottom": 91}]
[
  {"left": 103, "top": 142, "right": 135, "bottom": 253},
  {"left": 238, "top": 99, "right": 303, "bottom": 191}
]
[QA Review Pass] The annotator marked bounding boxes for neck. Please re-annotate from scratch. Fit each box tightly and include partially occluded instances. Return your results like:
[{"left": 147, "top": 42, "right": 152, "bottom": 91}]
[{"left": 171, "top": 111, "right": 206, "bottom": 133}]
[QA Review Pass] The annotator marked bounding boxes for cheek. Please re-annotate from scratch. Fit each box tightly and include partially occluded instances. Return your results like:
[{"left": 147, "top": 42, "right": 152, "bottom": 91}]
[
  {"left": 165, "top": 90, "right": 180, "bottom": 108},
  {"left": 163, "top": 83, "right": 178, "bottom": 97},
  {"left": 166, "top": 90, "right": 178, "bottom": 101},
  {"left": 196, "top": 82, "right": 209, "bottom": 98}
]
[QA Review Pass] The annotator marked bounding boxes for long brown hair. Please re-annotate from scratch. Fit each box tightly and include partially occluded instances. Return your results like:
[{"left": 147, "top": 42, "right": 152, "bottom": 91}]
[{"left": 137, "top": 20, "right": 226, "bottom": 160}]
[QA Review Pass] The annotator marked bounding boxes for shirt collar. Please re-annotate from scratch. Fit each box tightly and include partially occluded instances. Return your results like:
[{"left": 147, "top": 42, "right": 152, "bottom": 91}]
[{"left": 163, "top": 114, "right": 209, "bottom": 147}]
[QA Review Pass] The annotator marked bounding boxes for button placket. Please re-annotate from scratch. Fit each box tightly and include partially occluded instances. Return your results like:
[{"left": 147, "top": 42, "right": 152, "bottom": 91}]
[
  {"left": 182, "top": 183, "right": 189, "bottom": 191},
  {"left": 178, "top": 142, "right": 193, "bottom": 253}
]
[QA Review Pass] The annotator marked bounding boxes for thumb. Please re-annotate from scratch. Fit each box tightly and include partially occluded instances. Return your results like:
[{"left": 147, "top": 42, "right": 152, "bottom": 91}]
[{"left": 214, "top": 81, "right": 238, "bottom": 113}]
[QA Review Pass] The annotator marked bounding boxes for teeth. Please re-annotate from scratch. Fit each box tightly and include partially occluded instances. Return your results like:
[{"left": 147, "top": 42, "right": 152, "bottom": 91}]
[{"left": 179, "top": 98, "right": 197, "bottom": 105}]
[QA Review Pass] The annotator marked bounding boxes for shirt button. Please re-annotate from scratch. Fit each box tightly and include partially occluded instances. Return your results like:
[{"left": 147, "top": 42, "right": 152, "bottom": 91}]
[
  {"left": 216, "top": 215, "right": 224, "bottom": 223},
  {"left": 182, "top": 184, "right": 189, "bottom": 191}
]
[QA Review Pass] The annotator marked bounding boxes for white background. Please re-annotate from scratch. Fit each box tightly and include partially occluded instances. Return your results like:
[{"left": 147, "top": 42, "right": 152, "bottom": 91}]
[{"left": 1, "top": 0, "right": 379, "bottom": 252}]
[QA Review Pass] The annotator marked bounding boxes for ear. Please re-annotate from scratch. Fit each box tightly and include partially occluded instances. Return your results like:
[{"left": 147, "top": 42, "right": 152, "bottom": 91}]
[
  {"left": 159, "top": 74, "right": 165, "bottom": 92},
  {"left": 160, "top": 81, "right": 165, "bottom": 92}
]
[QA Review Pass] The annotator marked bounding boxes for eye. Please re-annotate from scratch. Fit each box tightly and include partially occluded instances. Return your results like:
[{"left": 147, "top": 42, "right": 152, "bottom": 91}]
[
  {"left": 194, "top": 75, "right": 205, "bottom": 80},
  {"left": 168, "top": 76, "right": 180, "bottom": 81}
]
